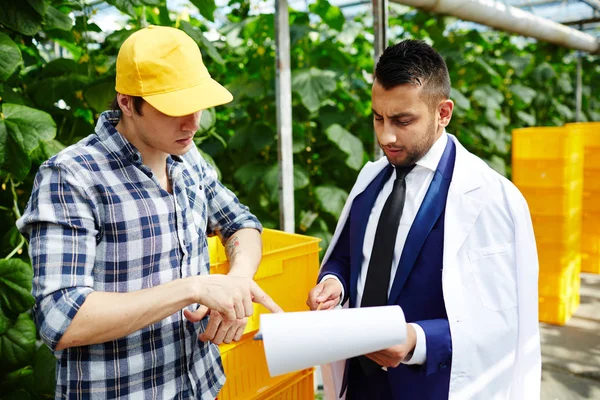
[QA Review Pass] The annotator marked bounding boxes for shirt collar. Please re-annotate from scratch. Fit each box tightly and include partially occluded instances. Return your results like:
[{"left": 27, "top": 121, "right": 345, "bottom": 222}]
[{"left": 415, "top": 130, "right": 448, "bottom": 172}]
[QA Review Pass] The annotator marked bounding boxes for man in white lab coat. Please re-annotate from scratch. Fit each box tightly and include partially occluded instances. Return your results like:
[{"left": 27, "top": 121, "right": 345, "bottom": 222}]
[{"left": 307, "top": 39, "right": 541, "bottom": 400}]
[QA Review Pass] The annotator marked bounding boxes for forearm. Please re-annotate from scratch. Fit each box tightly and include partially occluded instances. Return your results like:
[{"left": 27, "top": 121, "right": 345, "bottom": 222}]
[
  {"left": 225, "top": 228, "right": 262, "bottom": 278},
  {"left": 56, "top": 277, "right": 198, "bottom": 350}
]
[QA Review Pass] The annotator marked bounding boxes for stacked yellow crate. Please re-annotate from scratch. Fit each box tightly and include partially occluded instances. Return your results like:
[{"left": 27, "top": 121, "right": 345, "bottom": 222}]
[
  {"left": 512, "top": 127, "right": 583, "bottom": 325},
  {"left": 568, "top": 122, "right": 600, "bottom": 274}
]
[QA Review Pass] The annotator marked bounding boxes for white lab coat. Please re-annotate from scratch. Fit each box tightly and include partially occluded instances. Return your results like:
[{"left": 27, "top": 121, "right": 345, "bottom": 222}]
[{"left": 319, "top": 134, "right": 541, "bottom": 400}]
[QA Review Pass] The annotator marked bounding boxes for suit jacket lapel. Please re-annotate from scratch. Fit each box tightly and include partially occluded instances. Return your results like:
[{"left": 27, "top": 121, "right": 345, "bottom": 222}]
[{"left": 388, "top": 138, "right": 456, "bottom": 305}]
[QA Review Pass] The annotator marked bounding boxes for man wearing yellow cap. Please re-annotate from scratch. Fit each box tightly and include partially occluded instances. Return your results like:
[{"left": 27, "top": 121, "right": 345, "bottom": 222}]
[{"left": 17, "top": 25, "right": 281, "bottom": 399}]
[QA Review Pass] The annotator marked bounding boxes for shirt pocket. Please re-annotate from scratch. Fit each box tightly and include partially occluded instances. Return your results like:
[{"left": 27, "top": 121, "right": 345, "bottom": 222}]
[{"left": 467, "top": 243, "right": 517, "bottom": 311}]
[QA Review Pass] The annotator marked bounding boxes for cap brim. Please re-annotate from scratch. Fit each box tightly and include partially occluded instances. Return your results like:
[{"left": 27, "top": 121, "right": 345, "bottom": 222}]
[{"left": 142, "top": 78, "right": 233, "bottom": 117}]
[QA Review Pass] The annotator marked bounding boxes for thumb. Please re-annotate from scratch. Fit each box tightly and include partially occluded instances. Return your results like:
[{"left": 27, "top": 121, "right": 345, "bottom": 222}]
[{"left": 184, "top": 305, "right": 210, "bottom": 322}]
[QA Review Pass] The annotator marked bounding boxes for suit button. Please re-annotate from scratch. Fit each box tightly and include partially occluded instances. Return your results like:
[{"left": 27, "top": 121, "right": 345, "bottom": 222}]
[{"left": 439, "top": 363, "right": 447, "bottom": 369}]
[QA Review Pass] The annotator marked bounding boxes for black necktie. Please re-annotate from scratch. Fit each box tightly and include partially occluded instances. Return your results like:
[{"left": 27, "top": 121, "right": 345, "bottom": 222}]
[{"left": 358, "top": 164, "right": 415, "bottom": 375}]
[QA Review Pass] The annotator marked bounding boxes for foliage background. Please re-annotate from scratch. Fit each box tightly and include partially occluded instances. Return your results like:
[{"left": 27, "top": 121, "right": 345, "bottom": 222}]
[{"left": 0, "top": 0, "right": 598, "bottom": 397}]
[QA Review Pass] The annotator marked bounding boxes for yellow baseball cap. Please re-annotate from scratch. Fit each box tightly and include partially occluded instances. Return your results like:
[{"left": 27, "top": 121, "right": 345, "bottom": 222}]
[{"left": 115, "top": 25, "right": 233, "bottom": 117}]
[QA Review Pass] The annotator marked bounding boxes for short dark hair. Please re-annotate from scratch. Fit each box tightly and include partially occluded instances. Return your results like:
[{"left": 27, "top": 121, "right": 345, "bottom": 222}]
[
  {"left": 110, "top": 95, "right": 145, "bottom": 115},
  {"left": 374, "top": 40, "right": 451, "bottom": 108}
]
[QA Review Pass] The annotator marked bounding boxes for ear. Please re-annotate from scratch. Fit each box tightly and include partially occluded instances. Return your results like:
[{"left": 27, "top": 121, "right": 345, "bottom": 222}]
[
  {"left": 117, "top": 94, "right": 135, "bottom": 117},
  {"left": 438, "top": 99, "right": 454, "bottom": 128}
]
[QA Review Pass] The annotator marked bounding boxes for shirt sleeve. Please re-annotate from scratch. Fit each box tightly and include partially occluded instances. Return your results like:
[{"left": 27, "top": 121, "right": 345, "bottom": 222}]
[
  {"left": 198, "top": 151, "right": 262, "bottom": 241},
  {"left": 16, "top": 163, "right": 98, "bottom": 351},
  {"left": 319, "top": 275, "right": 345, "bottom": 307},
  {"left": 402, "top": 323, "right": 427, "bottom": 365}
]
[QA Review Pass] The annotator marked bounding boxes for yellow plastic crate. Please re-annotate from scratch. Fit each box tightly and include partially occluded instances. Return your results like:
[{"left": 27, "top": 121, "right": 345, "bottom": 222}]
[
  {"left": 582, "top": 252, "right": 600, "bottom": 274},
  {"left": 512, "top": 158, "right": 583, "bottom": 188},
  {"left": 539, "top": 294, "right": 577, "bottom": 325},
  {"left": 582, "top": 234, "right": 600, "bottom": 255},
  {"left": 583, "top": 189, "right": 600, "bottom": 213},
  {"left": 584, "top": 169, "right": 600, "bottom": 191},
  {"left": 512, "top": 127, "right": 582, "bottom": 160},
  {"left": 518, "top": 181, "right": 582, "bottom": 216},
  {"left": 582, "top": 212, "right": 600, "bottom": 235},
  {"left": 255, "top": 368, "right": 315, "bottom": 400},
  {"left": 537, "top": 245, "right": 579, "bottom": 272},
  {"left": 567, "top": 122, "right": 600, "bottom": 147},
  {"left": 209, "top": 229, "right": 320, "bottom": 334},
  {"left": 531, "top": 211, "right": 581, "bottom": 245},
  {"left": 538, "top": 254, "right": 580, "bottom": 298},
  {"left": 584, "top": 147, "right": 600, "bottom": 170},
  {"left": 217, "top": 332, "right": 296, "bottom": 400}
]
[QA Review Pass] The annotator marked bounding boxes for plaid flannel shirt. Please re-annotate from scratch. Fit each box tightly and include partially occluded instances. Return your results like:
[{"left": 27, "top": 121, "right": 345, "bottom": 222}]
[{"left": 17, "top": 111, "right": 262, "bottom": 399}]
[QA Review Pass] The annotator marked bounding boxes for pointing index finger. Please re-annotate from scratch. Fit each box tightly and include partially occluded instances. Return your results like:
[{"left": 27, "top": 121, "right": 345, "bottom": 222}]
[{"left": 250, "top": 283, "right": 283, "bottom": 313}]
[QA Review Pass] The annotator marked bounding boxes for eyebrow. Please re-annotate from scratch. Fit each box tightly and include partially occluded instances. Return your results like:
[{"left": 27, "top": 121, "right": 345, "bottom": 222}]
[{"left": 372, "top": 109, "right": 416, "bottom": 118}]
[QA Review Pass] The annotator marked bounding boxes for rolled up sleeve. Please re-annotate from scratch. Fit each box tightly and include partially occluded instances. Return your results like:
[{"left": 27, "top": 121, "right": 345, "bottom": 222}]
[{"left": 17, "top": 164, "right": 98, "bottom": 351}]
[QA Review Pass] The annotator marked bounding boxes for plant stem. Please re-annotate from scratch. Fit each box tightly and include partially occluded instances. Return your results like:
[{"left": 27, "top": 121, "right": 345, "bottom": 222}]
[
  {"left": 4, "top": 235, "right": 25, "bottom": 260},
  {"left": 10, "top": 178, "right": 22, "bottom": 221}
]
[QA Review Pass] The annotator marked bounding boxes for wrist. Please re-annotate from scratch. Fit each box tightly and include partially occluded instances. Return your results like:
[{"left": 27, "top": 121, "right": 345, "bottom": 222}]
[{"left": 188, "top": 275, "right": 205, "bottom": 304}]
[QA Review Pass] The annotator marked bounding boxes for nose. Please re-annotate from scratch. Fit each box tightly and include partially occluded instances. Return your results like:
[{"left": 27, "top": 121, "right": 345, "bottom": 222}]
[
  {"left": 181, "top": 111, "right": 202, "bottom": 132},
  {"left": 378, "top": 121, "right": 397, "bottom": 146}
]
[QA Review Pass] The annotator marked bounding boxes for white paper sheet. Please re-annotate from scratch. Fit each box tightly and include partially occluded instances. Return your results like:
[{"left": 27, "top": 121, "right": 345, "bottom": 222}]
[{"left": 259, "top": 305, "right": 406, "bottom": 377}]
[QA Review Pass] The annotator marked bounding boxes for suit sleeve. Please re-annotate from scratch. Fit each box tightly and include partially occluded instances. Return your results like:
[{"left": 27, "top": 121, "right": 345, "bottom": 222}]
[
  {"left": 318, "top": 217, "right": 351, "bottom": 305},
  {"left": 412, "top": 319, "right": 452, "bottom": 375}
]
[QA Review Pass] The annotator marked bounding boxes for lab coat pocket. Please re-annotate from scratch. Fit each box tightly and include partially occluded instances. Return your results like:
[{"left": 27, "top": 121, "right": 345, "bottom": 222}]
[{"left": 467, "top": 243, "right": 517, "bottom": 311}]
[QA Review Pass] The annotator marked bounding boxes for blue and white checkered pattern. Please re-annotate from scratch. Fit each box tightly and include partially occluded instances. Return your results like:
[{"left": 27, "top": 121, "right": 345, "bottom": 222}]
[{"left": 17, "top": 111, "right": 262, "bottom": 399}]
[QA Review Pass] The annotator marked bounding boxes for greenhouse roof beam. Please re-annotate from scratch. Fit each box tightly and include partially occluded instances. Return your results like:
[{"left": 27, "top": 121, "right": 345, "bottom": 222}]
[{"left": 390, "top": 0, "right": 600, "bottom": 53}]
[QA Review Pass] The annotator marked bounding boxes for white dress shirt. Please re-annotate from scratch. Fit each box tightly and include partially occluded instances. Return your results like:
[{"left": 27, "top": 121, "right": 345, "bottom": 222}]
[{"left": 323, "top": 132, "right": 449, "bottom": 366}]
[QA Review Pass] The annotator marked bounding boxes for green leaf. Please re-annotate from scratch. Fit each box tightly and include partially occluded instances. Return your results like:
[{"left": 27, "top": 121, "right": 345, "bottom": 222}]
[
  {"left": 197, "top": 148, "right": 221, "bottom": 180},
  {"left": 450, "top": 88, "right": 470, "bottom": 110},
  {"left": 198, "top": 108, "right": 216, "bottom": 134},
  {"left": 309, "top": 0, "right": 345, "bottom": 31},
  {"left": 44, "top": 6, "right": 73, "bottom": 31},
  {"left": 0, "top": 104, "right": 57, "bottom": 180},
  {"left": 516, "top": 111, "right": 536, "bottom": 126},
  {"left": 27, "top": 0, "right": 49, "bottom": 16},
  {"left": 509, "top": 84, "right": 536, "bottom": 106},
  {"left": 32, "top": 345, "right": 56, "bottom": 397},
  {"left": 0, "top": 33, "right": 23, "bottom": 82},
  {"left": 234, "top": 161, "right": 269, "bottom": 191},
  {"left": 0, "top": 1, "right": 43, "bottom": 36},
  {"left": 292, "top": 68, "right": 337, "bottom": 113},
  {"left": 315, "top": 185, "right": 348, "bottom": 218},
  {"left": 472, "top": 85, "right": 503, "bottom": 110},
  {"left": 294, "top": 166, "right": 310, "bottom": 190},
  {"left": 106, "top": 0, "right": 136, "bottom": 17},
  {"left": 39, "top": 139, "right": 66, "bottom": 159},
  {"left": 532, "top": 62, "right": 556, "bottom": 85},
  {"left": 324, "top": 124, "right": 364, "bottom": 171},
  {"left": 84, "top": 79, "right": 116, "bottom": 113},
  {"left": 485, "top": 108, "right": 509, "bottom": 129},
  {"left": 506, "top": 54, "right": 533, "bottom": 77},
  {"left": 485, "top": 155, "right": 507, "bottom": 176},
  {"left": 179, "top": 21, "right": 225, "bottom": 65},
  {"left": 0, "top": 259, "right": 35, "bottom": 317},
  {"left": 477, "top": 125, "right": 508, "bottom": 153},
  {"left": 190, "top": 0, "right": 217, "bottom": 22},
  {"left": 557, "top": 73, "right": 573, "bottom": 94},
  {"left": 27, "top": 74, "right": 91, "bottom": 110},
  {"left": 0, "top": 314, "right": 36, "bottom": 373},
  {"left": 0, "top": 307, "right": 9, "bottom": 335},
  {"left": 4, "top": 389, "right": 32, "bottom": 400},
  {"left": 553, "top": 101, "right": 574, "bottom": 120}
]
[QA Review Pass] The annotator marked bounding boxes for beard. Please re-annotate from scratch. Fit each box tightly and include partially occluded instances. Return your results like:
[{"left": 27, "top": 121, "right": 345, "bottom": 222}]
[{"left": 380, "top": 120, "right": 439, "bottom": 167}]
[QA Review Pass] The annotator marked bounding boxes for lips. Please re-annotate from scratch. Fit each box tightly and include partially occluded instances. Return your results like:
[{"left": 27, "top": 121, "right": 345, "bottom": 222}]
[{"left": 177, "top": 137, "right": 193, "bottom": 146}]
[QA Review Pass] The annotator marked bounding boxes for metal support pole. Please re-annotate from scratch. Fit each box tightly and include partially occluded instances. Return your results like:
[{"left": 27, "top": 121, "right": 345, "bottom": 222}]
[
  {"left": 575, "top": 50, "right": 583, "bottom": 122},
  {"left": 373, "top": 0, "right": 387, "bottom": 160},
  {"left": 275, "top": 0, "right": 295, "bottom": 232}
]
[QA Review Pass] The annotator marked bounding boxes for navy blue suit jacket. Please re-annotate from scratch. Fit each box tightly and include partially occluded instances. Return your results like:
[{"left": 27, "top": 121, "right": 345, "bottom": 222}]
[{"left": 319, "top": 138, "right": 456, "bottom": 399}]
